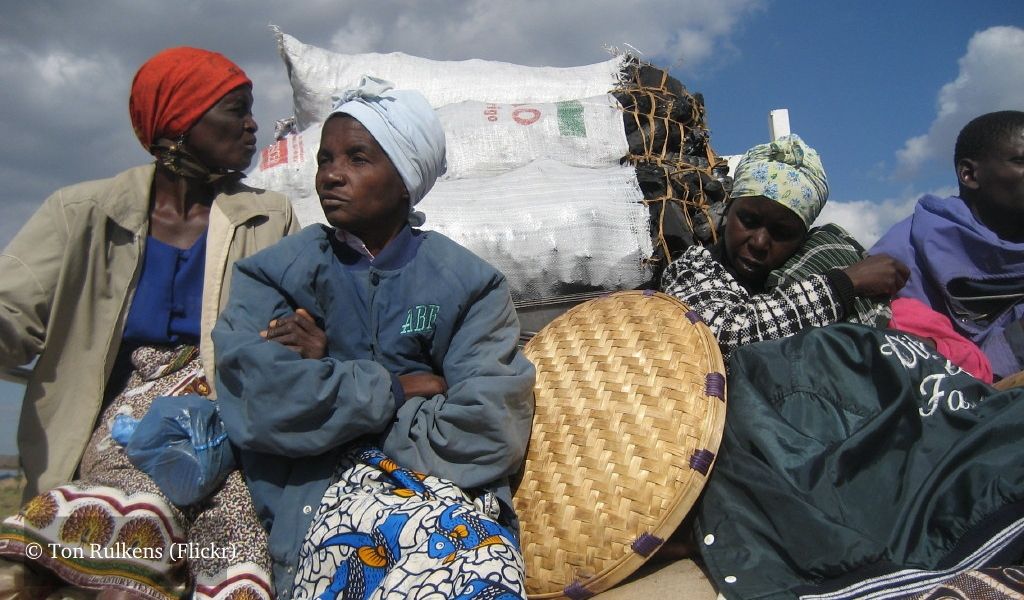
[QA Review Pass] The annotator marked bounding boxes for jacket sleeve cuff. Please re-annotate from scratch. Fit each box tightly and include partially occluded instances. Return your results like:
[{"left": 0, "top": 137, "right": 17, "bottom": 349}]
[
  {"left": 390, "top": 372, "right": 406, "bottom": 410},
  {"left": 824, "top": 269, "right": 855, "bottom": 319}
]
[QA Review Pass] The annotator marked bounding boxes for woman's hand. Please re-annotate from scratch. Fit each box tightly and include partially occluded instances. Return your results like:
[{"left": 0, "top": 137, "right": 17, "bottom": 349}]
[
  {"left": 261, "top": 308, "right": 327, "bottom": 359},
  {"left": 398, "top": 373, "right": 448, "bottom": 398},
  {"left": 843, "top": 254, "right": 911, "bottom": 297}
]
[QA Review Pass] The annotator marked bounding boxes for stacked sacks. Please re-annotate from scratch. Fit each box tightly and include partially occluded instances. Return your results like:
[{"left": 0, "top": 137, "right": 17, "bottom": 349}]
[{"left": 248, "top": 29, "right": 725, "bottom": 301}]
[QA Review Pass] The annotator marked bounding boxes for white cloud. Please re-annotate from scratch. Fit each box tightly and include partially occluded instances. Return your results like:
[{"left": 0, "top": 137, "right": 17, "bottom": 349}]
[
  {"left": 816, "top": 185, "right": 956, "bottom": 249},
  {"left": 896, "top": 26, "right": 1024, "bottom": 176},
  {"left": 36, "top": 52, "right": 105, "bottom": 89},
  {"left": 310, "top": 0, "right": 761, "bottom": 69}
]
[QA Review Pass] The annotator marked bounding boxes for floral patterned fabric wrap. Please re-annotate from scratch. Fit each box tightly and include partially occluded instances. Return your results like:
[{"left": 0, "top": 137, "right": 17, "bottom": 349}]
[
  {"left": 729, "top": 133, "right": 829, "bottom": 228},
  {"left": 295, "top": 446, "right": 526, "bottom": 599},
  {"left": 0, "top": 345, "right": 272, "bottom": 600}
]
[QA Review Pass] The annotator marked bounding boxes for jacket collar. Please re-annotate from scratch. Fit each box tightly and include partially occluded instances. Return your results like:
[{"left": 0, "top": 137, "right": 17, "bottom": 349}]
[
  {"left": 330, "top": 224, "right": 422, "bottom": 271},
  {"left": 371, "top": 225, "right": 422, "bottom": 270},
  {"left": 102, "top": 164, "right": 154, "bottom": 233},
  {"left": 101, "top": 163, "right": 280, "bottom": 233},
  {"left": 216, "top": 177, "right": 284, "bottom": 225}
]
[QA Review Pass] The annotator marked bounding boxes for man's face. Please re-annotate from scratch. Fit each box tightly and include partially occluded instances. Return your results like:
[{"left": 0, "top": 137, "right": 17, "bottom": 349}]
[{"left": 961, "top": 125, "right": 1024, "bottom": 224}]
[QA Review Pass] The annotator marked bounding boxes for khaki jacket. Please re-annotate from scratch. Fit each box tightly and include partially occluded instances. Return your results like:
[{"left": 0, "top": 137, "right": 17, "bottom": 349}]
[{"left": 0, "top": 164, "right": 299, "bottom": 499}]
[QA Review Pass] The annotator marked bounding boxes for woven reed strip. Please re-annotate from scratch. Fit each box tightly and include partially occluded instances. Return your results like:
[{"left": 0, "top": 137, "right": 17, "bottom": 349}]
[{"left": 515, "top": 291, "right": 727, "bottom": 598}]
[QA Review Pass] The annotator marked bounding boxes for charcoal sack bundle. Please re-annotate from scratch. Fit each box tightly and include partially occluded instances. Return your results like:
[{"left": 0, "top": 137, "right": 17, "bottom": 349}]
[{"left": 614, "top": 59, "right": 731, "bottom": 273}]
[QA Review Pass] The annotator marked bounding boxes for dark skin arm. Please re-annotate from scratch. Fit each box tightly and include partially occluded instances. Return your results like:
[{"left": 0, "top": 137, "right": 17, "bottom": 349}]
[
  {"left": 843, "top": 253, "right": 910, "bottom": 297},
  {"left": 263, "top": 309, "right": 448, "bottom": 397},
  {"left": 398, "top": 373, "right": 448, "bottom": 398}
]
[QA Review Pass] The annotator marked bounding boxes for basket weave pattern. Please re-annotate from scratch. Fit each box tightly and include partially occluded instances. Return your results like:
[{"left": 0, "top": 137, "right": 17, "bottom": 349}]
[{"left": 515, "top": 291, "right": 726, "bottom": 598}]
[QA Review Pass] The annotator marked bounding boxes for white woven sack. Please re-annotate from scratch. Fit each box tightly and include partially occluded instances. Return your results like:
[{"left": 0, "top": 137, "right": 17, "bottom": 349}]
[
  {"left": 248, "top": 95, "right": 628, "bottom": 204},
  {"left": 246, "top": 132, "right": 322, "bottom": 227},
  {"left": 437, "top": 95, "right": 628, "bottom": 179},
  {"left": 419, "top": 160, "right": 652, "bottom": 300},
  {"left": 247, "top": 158, "right": 652, "bottom": 301},
  {"left": 276, "top": 29, "right": 627, "bottom": 129}
]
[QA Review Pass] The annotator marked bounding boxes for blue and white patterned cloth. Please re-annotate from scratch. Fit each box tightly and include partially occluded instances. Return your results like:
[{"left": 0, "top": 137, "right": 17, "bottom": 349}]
[{"left": 294, "top": 446, "right": 526, "bottom": 599}]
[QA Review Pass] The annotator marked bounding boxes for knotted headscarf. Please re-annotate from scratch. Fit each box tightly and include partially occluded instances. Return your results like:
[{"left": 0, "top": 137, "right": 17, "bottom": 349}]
[
  {"left": 129, "top": 47, "right": 251, "bottom": 154},
  {"left": 730, "top": 133, "right": 829, "bottom": 228},
  {"left": 328, "top": 76, "right": 447, "bottom": 226}
]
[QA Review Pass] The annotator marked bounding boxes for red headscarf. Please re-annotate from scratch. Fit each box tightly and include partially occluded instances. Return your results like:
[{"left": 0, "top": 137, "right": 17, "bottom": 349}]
[{"left": 129, "top": 47, "right": 252, "bottom": 153}]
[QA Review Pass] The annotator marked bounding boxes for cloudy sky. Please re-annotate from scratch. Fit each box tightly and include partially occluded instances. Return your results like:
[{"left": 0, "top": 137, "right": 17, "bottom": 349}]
[{"left": 0, "top": 1, "right": 1022, "bottom": 444}]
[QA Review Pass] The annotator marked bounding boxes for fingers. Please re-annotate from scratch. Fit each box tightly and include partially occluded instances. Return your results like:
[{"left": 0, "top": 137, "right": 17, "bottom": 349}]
[
  {"left": 292, "top": 309, "right": 315, "bottom": 327},
  {"left": 261, "top": 317, "right": 288, "bottom": 340},
  {"left": 895, "top": 260, "right": 910, "bottom": 282},
  {"left": 263, "top": 321, "right": 305, "bottom": 354},
  {"left": 290, "top": 309, "right": 322, "bottom": 335},
  {"left": 847, "top": 254, "right": 911, "bottom": 297},
  {"left": 263, "top": 310, "right": 317, "bottom": 339},
  {"left": 879, "top": 255, "right": 910, "bottom": 293},
  {"left": 260, "top": 309, "right": 327, "bottom": 359}
]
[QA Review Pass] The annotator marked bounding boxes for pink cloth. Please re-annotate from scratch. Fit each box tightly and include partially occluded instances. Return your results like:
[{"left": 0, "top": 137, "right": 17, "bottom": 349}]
[{"left": 889, "top": 297, "right": 994, "bottom": 383}]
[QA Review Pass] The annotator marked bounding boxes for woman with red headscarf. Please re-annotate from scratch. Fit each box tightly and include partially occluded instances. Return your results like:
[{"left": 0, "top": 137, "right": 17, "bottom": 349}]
[{"left": 0, "top": 47, "right": 296, "bottom": 599}]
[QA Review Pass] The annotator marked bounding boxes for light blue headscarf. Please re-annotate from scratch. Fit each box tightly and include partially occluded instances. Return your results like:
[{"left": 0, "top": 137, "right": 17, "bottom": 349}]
[{"left": 328, "top": 76, "right": 447, "bottom": 226}]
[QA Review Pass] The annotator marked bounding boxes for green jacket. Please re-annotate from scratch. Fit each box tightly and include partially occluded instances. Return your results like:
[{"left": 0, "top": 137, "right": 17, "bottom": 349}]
[
  {"left": 696, "top": 323, "right": 1024, "bottom": 599},
  {"left": 0, "top": 164, "right": 298, "bottom": 499}
]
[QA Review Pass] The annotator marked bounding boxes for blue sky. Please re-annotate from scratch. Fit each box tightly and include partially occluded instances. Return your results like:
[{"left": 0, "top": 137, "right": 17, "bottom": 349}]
[
  {"left": 696, "top": 2, "right": 1023, "bottom": 241},
  {"left": 1, "top": 1, "right": 1022, "bottom": 453}
]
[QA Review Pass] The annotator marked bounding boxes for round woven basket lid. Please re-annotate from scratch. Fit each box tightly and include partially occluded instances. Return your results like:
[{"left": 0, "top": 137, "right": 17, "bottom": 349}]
[{"left": 514, "top": 290, "right": 727, "bottom": 598}]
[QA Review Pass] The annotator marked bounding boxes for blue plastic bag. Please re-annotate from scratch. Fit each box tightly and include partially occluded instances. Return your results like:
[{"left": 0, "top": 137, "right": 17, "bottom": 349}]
[{"left": 125, "top": 394, "right": 235, "bottom": 507}]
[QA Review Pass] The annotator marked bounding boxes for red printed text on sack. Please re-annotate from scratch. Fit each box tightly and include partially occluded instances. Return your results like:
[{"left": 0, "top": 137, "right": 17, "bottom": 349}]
[{"left": 260, "top": 139, "right": 289, "bottom": 170}]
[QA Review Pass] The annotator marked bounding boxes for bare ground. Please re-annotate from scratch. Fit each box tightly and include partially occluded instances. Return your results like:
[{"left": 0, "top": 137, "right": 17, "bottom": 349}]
[{"left": 0, "top": 475, "right": 24, "bottom": 519}]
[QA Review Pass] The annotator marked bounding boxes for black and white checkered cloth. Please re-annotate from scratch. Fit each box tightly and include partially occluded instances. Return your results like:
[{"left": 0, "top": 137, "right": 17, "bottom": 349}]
[
  {"left": 766, "top": 223, "right": 891, "bottom": 328},
  {"left": 660, "top": 244, "right": 842, "bottom": 357}
]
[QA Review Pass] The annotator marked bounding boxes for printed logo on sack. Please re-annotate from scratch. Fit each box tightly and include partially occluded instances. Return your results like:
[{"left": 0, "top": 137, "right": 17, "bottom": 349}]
[
  {"left": 400, "top": 304, "right": 440, "bottom": 335},
  {"left": 260, "top": 139, "right": 289, "bottom": 170},
  {"left": 481, "top": 103, "right": 544, "bottom": 126},
  {"left": 512, "top": 106, "right": 541, "bottom": 126},
  {"left": 557, "top": 100, "right": 586, "bottom": 137}
]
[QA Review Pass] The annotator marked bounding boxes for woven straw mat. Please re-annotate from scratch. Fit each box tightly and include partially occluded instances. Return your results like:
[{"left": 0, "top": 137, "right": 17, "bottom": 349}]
[{"left": 514, "top": 290, "right": 727, "bottom": 598}]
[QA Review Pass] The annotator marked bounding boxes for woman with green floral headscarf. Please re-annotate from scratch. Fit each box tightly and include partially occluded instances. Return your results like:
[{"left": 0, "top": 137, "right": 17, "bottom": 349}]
[{"left": 660, "top": 134, "right": 909, "bottom": 356}]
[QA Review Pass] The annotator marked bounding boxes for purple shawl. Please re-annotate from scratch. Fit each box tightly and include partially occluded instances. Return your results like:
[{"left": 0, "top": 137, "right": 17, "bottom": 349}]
[{"left": 870, "top": 194, "right": 1024, "bottom": 378}]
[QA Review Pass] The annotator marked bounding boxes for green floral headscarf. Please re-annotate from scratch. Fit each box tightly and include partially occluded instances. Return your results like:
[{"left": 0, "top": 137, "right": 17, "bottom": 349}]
[{"left": 730, "top": 133, "right": 829, "bottom": 228}]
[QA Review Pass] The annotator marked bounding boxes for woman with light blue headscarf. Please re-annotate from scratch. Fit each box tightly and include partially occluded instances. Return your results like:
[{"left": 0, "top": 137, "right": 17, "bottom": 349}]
[
  {"left": 660, "top": 133, "right": 909, "bottom": 356},
  {"left": 212, "top": 77, "right": 536, "bottom": 598}
]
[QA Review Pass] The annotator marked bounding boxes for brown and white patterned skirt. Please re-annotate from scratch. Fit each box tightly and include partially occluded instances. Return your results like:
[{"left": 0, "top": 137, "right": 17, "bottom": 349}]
[{"left": 0, "top": 345, "right": 272, "bottom": 600}]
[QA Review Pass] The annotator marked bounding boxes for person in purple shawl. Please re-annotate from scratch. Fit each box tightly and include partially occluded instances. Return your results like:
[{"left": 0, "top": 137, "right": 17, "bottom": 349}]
[{"left": 871, "top": 110, "right": 1024, "bottom": 380}]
